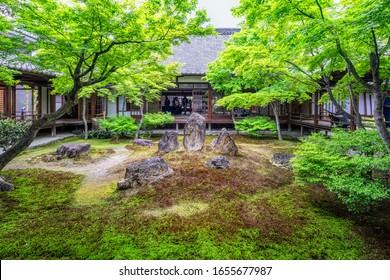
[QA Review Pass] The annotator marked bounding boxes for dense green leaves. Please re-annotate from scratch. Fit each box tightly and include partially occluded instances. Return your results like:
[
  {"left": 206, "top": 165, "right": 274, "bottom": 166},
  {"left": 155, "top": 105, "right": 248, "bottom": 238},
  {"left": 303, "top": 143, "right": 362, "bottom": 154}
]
[
  {"left": 235, "top": 116, "right": 277, "bottom": 137},
  {"left": 292, "top": 129, "right": 390, "bottom": 212},
  {"left": 142, "top": 112, "right": 174, "bottom": 131},
  {"left": 0, "top": 119, "right": 30, "bottom": 151},
  {"left": 99, "top": 116, "right": 138, "bottom": 139}
]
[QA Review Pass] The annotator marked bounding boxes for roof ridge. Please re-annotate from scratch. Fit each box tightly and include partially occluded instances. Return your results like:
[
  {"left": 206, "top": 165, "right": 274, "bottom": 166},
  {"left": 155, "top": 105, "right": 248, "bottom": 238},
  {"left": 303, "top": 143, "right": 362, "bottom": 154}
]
[{"left": 215, "top": 28, "right": 241, "bottom": 35}]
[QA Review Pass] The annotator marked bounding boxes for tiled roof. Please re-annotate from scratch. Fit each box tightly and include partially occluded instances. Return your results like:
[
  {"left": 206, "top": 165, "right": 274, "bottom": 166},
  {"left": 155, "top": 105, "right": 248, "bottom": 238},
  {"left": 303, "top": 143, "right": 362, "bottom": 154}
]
[{"left": 164, "top": 28, "right": 240, "bottom": 75}]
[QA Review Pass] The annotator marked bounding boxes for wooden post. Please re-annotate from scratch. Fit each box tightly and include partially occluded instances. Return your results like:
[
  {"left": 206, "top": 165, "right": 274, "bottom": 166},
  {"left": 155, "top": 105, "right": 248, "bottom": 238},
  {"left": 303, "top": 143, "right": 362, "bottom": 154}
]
[
  {"left": 37, "top": 86, "right": 42, "bottom": 118},
  {"left": 314, "top": 91, "right": 319, "bottom": 126},
  {"left": 207, "top": 86, "right": 212, "bottom": 119},
  {"left": 91, "top": 94, "right": 96, "bottom": 119},
  {"left": 6, "top": 86, "right": 12, "bottom": 117},
  {"left": 11, "top": 86, "right": 16, "bottom": 118},
  {"left": 288, "top": 102, "right": 292, "bottom": 132}
]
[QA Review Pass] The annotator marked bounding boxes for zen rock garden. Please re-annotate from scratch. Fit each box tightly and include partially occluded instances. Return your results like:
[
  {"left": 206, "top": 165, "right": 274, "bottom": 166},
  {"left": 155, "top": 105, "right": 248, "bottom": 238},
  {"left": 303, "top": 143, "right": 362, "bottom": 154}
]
[
  {"left": 46, "top": 112, "right": 293, "bottom": 193},
  {"left": 116, "top": 112, "right": 239, "bottom": 190}
]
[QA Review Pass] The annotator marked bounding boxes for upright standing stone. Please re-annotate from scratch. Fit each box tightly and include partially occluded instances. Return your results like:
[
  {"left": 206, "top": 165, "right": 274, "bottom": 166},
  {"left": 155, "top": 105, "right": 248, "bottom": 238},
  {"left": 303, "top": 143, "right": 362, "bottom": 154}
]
[
  {"left": 158, "top": 131, "right": 179, "bottom": 153},
  {"left": 183, "top": 112, "right": 206, "bottom": 151},
  {"left": 211, "top": 128, "right": 238, "bottom": 155}
]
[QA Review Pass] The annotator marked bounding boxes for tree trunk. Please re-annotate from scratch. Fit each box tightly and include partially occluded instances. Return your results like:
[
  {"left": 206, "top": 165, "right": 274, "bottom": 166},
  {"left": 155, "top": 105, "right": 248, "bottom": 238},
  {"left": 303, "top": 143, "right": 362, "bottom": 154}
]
[
  {"left": 82, "top": 97, "right": 88, "bottom": 140},
  {"left": 347, "top": 67, "right": 365, "bottom": 130},
  {"left": 271, "top": 101, "right": 283, "bottom": 141},
  {"left": 323, "top": 75, "right": 365, "bottom": 129},
  {"left": 122, "top": 97, "right": 126, "bottom": 116},
  {"left": 0, "top": 91, "right": 78, "bottom": 171},
  {"left": 373, "top": 90, "right": 390, "bottom": 154},
  {"left": 336, "top": 39, "right": 390, "bottom": 153},
  {"left": 134, "top": 101, "right": 144, "bottom": 140}
]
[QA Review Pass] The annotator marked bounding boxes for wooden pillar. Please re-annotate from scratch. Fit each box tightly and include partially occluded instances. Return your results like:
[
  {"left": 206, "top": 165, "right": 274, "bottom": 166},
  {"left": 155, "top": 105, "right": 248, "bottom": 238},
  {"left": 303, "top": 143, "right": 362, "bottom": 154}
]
[
  {"left": 142, "top": 96, "right": 147, "bottom": 115},
  {"left": 37, "top": 86, "right": 42, "bottom": 118},
  {"left": 363, "top": 93, "right": 367, "bottom": 116},
  {"left": 314, "top": 91, "right": 319, "bottom": 126},
  {"left": 105, "top": 96, "right": 108, "bottom": 118},
  {"left": 77, "top": 99, "right": 82, "bottom": 120},
  {"left": 11, "top": 86, "right": 16, "bottom": 118},
  {"left": 50, "top": 94, "right": 56, "bottom": 113},
  {"left": 288, "top": 102, "right": 292, "bottom": 131},
  {"left": 91, "top": 94, "right": 96, "bottom": 119},
  {"left": 6, "top": 86, "right": 12, "bottom": 117},
  {"left": 116, "top": 97, "right": 119, "bottom": 116},
  {"left": 207, "top": 86, "right": 212, "bottom": 119}
]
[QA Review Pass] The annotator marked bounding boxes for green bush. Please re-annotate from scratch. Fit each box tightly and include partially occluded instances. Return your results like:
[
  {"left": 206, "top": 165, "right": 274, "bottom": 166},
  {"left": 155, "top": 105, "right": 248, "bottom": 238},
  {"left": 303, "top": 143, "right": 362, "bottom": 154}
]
[
  {"left": 141, "top": 112, "right": 174, "bottom": 132},
  {"left": 235, "top": 116, "right": 277, "bottom": 137},
  {"left": 292, "top": 129, "right": 390, "bottom": 212},
  {"left": 86, "top": 128, "right": 112, "bottom": 139},
  {"left": 98, "top": 116, "right": 138, "bottom": 139},
  {"left": 0, "top": 118, "right": 30, "bottom": 151}
]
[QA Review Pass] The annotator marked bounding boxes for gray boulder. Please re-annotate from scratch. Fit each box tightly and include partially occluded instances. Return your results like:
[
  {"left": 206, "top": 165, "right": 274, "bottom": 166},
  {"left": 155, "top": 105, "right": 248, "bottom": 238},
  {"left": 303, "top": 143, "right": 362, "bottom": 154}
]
[
  {"left": 183, "top": 112, "right": 206, "bottom": 151},
  {"left": 117, "top": 157, "right": 173, "bottom": 190},
  {"left": 158, "top": 131, "right": 179, "bottom": 153},
  {"left": 56, "top": 143, "right": 91, "bottom": 159},
  {"left": 270, "top": 153, "right": 295, "bottom": 170},
  {"left": 0, "top": 176, "right": 14, "bottom": 192},
  {"left": 133, "top": 139, "right": 154, "bottom": 148},
  {"left": 205, "top": 156, "right": 230, "bottom": 169},
  {"left": 91, "top": 118, "right": 101, "bottom": 131},
  {"left": 211, "top": 128, "right": 238, "bottom": 155}
]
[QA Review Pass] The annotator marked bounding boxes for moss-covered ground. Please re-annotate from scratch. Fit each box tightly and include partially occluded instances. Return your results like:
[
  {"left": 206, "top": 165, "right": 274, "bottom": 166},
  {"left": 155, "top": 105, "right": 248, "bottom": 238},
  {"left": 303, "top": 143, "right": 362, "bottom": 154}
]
[{"left": 0, "top": 135, "right": 388, "bottom": 259}]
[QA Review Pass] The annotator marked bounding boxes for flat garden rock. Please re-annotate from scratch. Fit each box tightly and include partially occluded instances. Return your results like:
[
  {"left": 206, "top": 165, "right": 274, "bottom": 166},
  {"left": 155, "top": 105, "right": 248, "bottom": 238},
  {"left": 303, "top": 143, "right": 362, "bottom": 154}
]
[
  {"left": 0, "top": 176, "right": 14, "bottom": 192},
  {"left": 183, "top": 112, "right": 206, "bottom": 151},
  {"left": 117, "top": 157, "right": 173, "bottom": 190},
  {"left": 133, "top": 139, "right": 154, "bottom": 148},
  {"left": 56, "top": 143, "right": 91, "bottom": 160},
  {"left": 270, "top": 153, "right": 295, "bottom": 170},
  {"left": 211, "top": 128, "right": 238, "bottom": 155},
  {"left": 204, "top": 156, "right": 230, "bottom": 169},
  {"left": 158, "top": 131, "right": 179, "bottom": 153}
]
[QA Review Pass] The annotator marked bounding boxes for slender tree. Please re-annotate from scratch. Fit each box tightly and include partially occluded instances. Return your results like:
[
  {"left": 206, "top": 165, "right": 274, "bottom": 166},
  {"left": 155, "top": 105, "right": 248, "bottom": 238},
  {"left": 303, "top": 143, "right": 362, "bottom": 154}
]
[
  {"left": 0, "top": 0, "right": 212, "bottom": 170},
  {"left": 233, "top": 0, "right": 390, "bottom": 151},
  {"left": 206, "top": 30, "right": 313, "bottom": 140}
]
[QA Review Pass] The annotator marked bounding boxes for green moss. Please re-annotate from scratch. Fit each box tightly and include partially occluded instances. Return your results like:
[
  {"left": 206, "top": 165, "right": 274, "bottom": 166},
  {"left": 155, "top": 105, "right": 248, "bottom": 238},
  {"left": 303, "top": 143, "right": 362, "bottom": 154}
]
[{"left": 0, "top": 135, "right": 385, "bottom": 260}]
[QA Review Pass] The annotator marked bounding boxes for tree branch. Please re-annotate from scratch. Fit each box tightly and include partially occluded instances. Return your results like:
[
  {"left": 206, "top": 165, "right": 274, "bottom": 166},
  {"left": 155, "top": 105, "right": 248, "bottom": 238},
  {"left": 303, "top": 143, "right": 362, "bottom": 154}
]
[
  {"left": 81, "top": 66, "right": 118, "bottom": 87},
  {"left": 288, "top": 0, "right": 315, "bottom": 19},
  {"left": 285, "top": 60, "right": 323, "bottom": 85},
  {"left": 315, "top": 0, "right": 325, "bottom": 20},
  {"left": 335, "top": 38, "right": 372, "bottom": 90},
  {"left": 371, "top": 28, "right": 380, "bottom": 76}
]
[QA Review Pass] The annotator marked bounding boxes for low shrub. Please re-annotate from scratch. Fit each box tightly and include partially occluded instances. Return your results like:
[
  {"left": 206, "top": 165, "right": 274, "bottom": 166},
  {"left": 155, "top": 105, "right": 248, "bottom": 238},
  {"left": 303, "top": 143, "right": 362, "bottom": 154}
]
[
  {"left": 292, "top": 129, "right": 390, "bottom": 212},
  {"left": 99, "top": 116, "right": 138, "bottom": 139},
  {"left": 0, "top": 118, "right": 30, "bottom": 151},
  {"left": 86, "top": 128, "right": 112, "bottom": 139},
  {"left": 235, "top": 116, "right": 277, "bottom": 137},
  {"left": 142, "top": 112, "right": 174, "bottom": 131}
]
